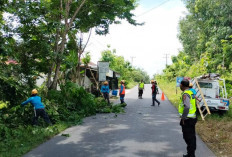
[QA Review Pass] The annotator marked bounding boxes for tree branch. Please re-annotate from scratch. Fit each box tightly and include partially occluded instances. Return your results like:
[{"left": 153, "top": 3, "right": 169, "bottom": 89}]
[
  {"left": 82, "top": 28, "right": 92, "bottom": 52},
  {"left": 69, "top": 0, "right": 87, "bottom": 28}
]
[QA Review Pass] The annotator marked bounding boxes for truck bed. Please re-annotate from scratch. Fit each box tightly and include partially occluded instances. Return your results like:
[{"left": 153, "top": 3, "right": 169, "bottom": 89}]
[{"left": 199, "top": 98, "right": 229, "bottom": 111}]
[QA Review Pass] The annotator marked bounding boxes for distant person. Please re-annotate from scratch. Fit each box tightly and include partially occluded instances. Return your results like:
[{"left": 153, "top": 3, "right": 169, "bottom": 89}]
[
  {"left": 179, "top": 80, "right": 197, "bottom": 157},
  {"left": 151, "top": 80, "right": 160, "bottom": 106},
  {"left": 119, "top": 80, "right": 126, "bottom": 104},
  {"left": 138, "top": 79, "right": 145, "bottom": 99},
  {"left": 21, "top": 89, "right": 51, "bottom": 126},
  {"left": 155, "top": 80, "right": 159, "bottom": 94},
  {"left": 189, "top": 83, "right": 201, "bottom": 102},
  {"left": 101, "top": 81, "right": 110, "bottom": 105}
]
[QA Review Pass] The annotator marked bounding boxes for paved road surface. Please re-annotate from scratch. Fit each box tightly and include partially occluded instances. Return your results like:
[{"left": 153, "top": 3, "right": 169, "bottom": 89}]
[{"left": 24, "top": 84, "right": 215, "bottom": 157}]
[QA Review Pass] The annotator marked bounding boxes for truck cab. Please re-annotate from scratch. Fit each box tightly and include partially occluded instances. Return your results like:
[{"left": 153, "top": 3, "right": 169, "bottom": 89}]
[{"left": 194, "top": 74, "right": 230, "bottom": 111}]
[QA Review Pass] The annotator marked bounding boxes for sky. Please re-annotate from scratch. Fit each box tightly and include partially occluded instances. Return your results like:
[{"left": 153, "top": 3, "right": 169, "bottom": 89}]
[{"left": 84, "top": 0, "right": 187, "bottom": 78}]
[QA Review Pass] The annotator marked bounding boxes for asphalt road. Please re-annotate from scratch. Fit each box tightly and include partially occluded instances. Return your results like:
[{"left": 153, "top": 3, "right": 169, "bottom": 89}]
[{"left": 24, "top": 84, "right": 215, "bottom": 157}]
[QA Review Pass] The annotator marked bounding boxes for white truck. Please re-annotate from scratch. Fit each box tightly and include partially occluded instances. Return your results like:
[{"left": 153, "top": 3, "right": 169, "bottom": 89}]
[{"left": 193, "top": 74, "right": 230, "bottom": 111}]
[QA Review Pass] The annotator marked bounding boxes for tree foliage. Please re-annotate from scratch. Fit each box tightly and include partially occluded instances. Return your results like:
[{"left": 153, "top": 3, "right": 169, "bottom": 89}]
[
  {"left": 2, "top": 0, "right": 140, "bottom": 89},
  {"left": 162, "top": 0, "right": 232, "bottom": 97}
]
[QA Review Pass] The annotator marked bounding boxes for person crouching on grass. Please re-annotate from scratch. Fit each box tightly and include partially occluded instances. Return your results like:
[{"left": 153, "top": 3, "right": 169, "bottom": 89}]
[{"left": 21, "top": 89, "right": 51, "bottom": 126}]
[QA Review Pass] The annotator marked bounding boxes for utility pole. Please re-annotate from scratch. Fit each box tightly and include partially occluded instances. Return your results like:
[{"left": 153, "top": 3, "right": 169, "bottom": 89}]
[
  {"left": 163, "top": 54, "right": 170, "bottom": 66},
  {"left": 130, "top": 56, "right": 136, "bottom": 66}
]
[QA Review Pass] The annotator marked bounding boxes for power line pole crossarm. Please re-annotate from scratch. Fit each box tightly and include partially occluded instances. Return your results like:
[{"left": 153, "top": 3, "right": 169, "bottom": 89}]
[{"left": 163, "top": 53, "right": 170, "bottom": 67}]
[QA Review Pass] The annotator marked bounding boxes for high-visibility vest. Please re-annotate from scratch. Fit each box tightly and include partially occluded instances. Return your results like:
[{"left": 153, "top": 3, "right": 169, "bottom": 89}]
[
  {"left": 179, "top": 90, "right": 196, "bottom": 118},
  {"left": 139, "top": 82, "right": 144, "bottom": 89},
  {"left": 120, "top": 84, "right": 125, "bottom": 94}
]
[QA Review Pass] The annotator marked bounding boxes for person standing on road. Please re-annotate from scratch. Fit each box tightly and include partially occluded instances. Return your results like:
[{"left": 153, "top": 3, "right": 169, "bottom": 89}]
[
  {"left": 21, "top": 89, "right": 51, "bottom": 126},
  {"left": 155, "top": 81, "right": 159, "bottom": 94},
  {"left": 119, "top": 80, "right": 126, "bottom": 104},
  {"left": 101, "top": 81, "right": 110, "bottom": 105},
  {"left": 138, "top": 79, "right": 145, "bottom": 99},
  {"left": 179, "top": 80, "right": 197, "bottom": 157},
  {"left": 151, "top": 80, "right": 160, "bottom": 106}
]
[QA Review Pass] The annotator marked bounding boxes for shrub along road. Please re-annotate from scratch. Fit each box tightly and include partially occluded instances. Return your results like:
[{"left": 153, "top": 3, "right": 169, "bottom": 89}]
[{"left": 24, "top": 85, "right": 215, "bottom": 157}]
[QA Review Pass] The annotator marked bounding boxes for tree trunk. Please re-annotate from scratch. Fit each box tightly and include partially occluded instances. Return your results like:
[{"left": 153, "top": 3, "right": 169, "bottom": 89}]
[
  {"left": 77, "top": 52, "right": 81, "bottom": 85},
  {"left": 49, "top": 32, "right": 66, "bottom": 89},
  {"left": 46, "top": 62, "right": 55, "bottom": 88},
  {"left": 48, "top": 0, "right": 87, "bottom": 89}
]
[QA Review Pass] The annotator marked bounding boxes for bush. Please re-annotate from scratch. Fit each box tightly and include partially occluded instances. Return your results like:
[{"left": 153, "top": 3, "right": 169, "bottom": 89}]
[{"left": 0, "top": 81, "right": 125, "bottom": 157}]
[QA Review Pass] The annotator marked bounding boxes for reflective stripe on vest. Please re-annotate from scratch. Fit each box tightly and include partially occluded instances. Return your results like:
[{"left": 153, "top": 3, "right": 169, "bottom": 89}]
[
  {"left": 139, "top": 82, "right": 144, "bottom": 89},
  {"left": 178, "top": 90, "right": 196, "bottom": 118}
]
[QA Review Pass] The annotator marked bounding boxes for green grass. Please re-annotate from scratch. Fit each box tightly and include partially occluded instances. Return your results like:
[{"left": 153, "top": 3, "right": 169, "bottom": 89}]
[
  {"left": 126, "top": 81, "right": 137, "bottom": 89},
  {"left": 156, "top": 78, "right": 181, "bottom": 108},
  {"left": 0, "top": 123, "right": 71, "bottom": 157}
]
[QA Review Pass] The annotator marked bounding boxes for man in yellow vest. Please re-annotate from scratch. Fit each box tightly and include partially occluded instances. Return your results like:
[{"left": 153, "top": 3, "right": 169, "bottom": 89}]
[
  {"left": 138, "top": 80, "right": 144, "bottom": 99},
  {"left": 179, "top": 79, "right": 197, "bottom": 157}
]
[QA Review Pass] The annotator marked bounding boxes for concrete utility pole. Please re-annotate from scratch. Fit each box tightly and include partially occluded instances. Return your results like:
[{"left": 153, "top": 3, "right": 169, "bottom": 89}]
[
  {"left": 130, "top": 56, "right": 136, "bottom": 66},
  {"left": 163, "top": 54, "right": 170, "bottom": 66}
]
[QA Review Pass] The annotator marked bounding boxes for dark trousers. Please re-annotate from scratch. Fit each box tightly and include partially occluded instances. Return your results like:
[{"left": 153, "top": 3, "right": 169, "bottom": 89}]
[
  {"left": 138, "top": 90, "right": 143, "bottom": 97},
  {"left": 180, "top": 118, "right": 197, "bottom": 157},
  {"left": 33, "top": 109, "right": 51, "bottom": 125},
  {"left": 152, "top": 93, "right": 160, "bottom": 105},
  {"left": 120, "top": 94, "right": 125, "bottom": 104},
  {"left": 103, "top": 93, "right": 110, "bottom": 104}
]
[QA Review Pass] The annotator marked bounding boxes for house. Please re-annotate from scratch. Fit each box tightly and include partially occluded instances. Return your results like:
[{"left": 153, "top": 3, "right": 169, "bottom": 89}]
[{"left": 80, "top": 61, "right": 120, "bottom": 96}]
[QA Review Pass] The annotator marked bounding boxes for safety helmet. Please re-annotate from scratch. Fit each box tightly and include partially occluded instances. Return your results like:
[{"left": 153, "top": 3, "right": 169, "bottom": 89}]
[
  {"left": 31, "top": 89, "right": 38, "bottom": 95},
  {"left": 189, "top": 83, "right": 193, "bottom": 87},
  {"left": 104, "top": 81, "right": 108, "bottom": 85},
  {"left": 151, "top": 80, "right": 154, "bottom": 83},
  {"left": 121, "top": 80, "right": 125, "bottom": 84}
]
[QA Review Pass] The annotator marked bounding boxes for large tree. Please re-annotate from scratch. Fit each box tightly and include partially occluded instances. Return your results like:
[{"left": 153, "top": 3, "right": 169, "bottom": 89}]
[
  {"left": 179, "top": 0, "right": 232, "bottom": 71},
  {"left": 4, "top": 0, "right": 141, "bottom": 89}
]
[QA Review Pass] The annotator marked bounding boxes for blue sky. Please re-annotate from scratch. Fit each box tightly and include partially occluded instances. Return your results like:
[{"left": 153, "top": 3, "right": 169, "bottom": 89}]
[
  {"left": 85, "top": 0, "right": 187, "bottom": 77},
  {"left": 139, "top": 0, "right": 185, "bottom": 10}
]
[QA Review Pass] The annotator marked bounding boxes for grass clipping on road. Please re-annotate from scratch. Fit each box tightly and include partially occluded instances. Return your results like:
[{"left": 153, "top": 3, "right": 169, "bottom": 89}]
[{"left": 157, "top": 78, "right": 232, "bottom": 157}]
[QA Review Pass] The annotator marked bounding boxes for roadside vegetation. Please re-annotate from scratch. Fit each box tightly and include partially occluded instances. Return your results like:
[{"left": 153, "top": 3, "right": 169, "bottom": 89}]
[
  {"left": 0, "top": 80, "right": 126, "bottom": 157},
  {"left": 0, "top": 1, "right": 148, "bottom": 157},
  {"left": 155, "top": 1, "right": 232, "bottom": 156}
]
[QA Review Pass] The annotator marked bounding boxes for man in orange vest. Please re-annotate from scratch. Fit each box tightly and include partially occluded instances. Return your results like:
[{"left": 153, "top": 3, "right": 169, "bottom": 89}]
[{"left": 119, "top": 80, "right": 126, "bottom": 104}]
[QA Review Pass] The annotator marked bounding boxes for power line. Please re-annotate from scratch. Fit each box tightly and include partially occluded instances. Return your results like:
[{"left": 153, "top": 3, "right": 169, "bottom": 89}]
[{"left": 137, "top": 0, "right": 172, "bottom": 17}]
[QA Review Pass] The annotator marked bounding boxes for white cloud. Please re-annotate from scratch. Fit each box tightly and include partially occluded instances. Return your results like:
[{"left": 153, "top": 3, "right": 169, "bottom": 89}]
[{"left": 84, "top": 0, "right": 187, "bottom": 77}]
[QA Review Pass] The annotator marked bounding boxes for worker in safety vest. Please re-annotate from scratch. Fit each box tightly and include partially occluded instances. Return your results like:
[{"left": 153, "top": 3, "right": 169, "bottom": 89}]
[
  {"left": 138, "top": 80, "right": 145, "bottom": 99},
  {"left": 101, "top": 81, "right": 110, "bottom": 105},
  {"left": 119, "top": 80, "right": 126, "bottom": 104},
  {"left": 179, "top": 79, "right": 197, "bottom": 157},
  {"left": 21, "top": 89, "right": 51, "bottom": 126},
  {"left": 151, "top": 80, "right": 160, "bottom": 106},
  {"left": 189, "top": 83, "right": 201, "bottom": 102}
]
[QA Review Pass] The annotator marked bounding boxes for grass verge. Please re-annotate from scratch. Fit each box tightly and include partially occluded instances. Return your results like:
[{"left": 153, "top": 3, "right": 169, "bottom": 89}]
[
  {"left": 0, "top": 123, "right": 72, "bottom": 157},
  {"left": 126, "top": 81, "right": 138, "bottom": 89},
  {"left": 157, "top": 78, "right": 232, "bottom": 157}
]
